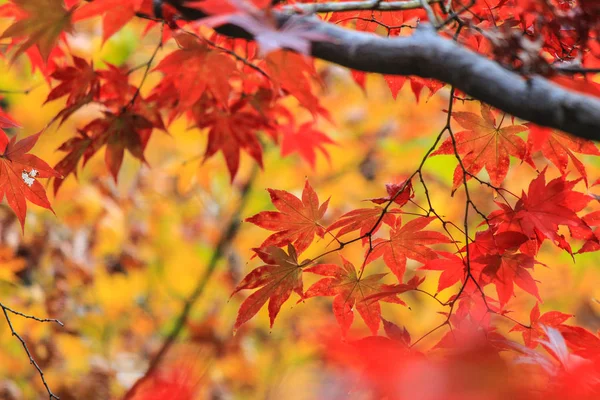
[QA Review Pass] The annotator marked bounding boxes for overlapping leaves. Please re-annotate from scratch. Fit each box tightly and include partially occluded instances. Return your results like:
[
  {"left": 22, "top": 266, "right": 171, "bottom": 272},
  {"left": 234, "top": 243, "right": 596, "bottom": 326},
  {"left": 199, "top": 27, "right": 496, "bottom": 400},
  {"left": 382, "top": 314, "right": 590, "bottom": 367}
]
[
  {"left": 433, "top": 104, "right": 532, "bottom": 190},
  {"left": 0, "top": 0, "right": 74, "bottom": 61},
  {"left": 304, "top": 257, "right": 406, "bottom": 336},
  {"left": 246, "top": 180, "right": 329, "bottom": 254},
  {"left": 232, "top": 244, "right": 306, "bottom": 330}
]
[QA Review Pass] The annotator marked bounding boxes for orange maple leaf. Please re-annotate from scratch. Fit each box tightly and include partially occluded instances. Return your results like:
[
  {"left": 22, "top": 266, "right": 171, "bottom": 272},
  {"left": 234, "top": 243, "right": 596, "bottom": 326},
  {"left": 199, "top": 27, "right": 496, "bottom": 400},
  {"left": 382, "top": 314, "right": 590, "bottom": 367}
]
[
  {"left": 367, "top": 216, "right": 451, "bottom": 282},
  {"left": 0, "top": 0, "right": 74, "bottom": 61},
  {"left": 231, "top": 245, "right": 305, "bottom": 330},
  {"left": 246, "top": 180, "right": 329, "bottom": 254},
  {"left": 432, "top": 104, "right": 532, "bottom": 190},
  {"left": 304, "top": 256, "right": 405, "bottom": 335}
]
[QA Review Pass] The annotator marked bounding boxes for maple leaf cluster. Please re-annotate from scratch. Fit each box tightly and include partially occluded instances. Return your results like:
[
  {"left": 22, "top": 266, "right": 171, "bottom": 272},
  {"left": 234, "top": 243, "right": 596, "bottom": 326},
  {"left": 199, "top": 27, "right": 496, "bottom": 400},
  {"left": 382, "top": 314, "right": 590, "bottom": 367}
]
[
  {"left": 0, "top": 0, "right": 340, "bottom": 227},
  {"left": 235, "top": 167, "right": 598, "bottom": 326},
  {"left": 0, "top": 0, "right": 597, "bottom": 230},
  {"left": 236, "top": 168, "right": 600, "bottom": 397}
]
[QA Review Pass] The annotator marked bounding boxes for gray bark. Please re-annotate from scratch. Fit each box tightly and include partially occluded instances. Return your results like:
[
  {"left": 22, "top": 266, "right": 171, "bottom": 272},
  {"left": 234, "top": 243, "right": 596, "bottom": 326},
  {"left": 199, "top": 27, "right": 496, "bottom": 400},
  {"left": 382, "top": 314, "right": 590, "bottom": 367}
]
[{"left": 173, "top": 4, "right": 600, "bottom": 141}]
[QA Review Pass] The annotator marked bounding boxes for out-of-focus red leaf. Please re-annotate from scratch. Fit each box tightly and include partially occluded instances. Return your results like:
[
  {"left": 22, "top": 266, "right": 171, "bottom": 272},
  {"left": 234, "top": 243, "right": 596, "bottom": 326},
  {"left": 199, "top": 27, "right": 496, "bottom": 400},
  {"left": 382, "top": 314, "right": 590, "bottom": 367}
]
[
  {"left": 0, "top": 0, "right": 73, "bottom": 61},
  {"left": 280, "top": 122, "right": 335, "bottom": 168}
]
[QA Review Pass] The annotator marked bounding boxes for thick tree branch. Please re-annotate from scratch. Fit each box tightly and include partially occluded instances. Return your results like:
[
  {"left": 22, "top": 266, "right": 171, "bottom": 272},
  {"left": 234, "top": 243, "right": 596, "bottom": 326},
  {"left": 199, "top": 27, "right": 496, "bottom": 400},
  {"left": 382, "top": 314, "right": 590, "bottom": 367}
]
[
  {"left": 280, "top": 0, "right": 441, "bottom": 13},
  {"left": 307, "top": 23, "right": 600, "bottom": 141},
  {"left": 171, "top": 4, "right": 600, "bottom": 141}
]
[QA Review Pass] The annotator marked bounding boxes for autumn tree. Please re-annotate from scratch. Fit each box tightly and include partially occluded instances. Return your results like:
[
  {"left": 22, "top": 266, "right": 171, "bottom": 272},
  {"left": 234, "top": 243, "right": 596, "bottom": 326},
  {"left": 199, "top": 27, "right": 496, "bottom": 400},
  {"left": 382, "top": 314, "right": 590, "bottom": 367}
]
[{"left": 0, "top": 0, "right": 599, "bottom": 398}]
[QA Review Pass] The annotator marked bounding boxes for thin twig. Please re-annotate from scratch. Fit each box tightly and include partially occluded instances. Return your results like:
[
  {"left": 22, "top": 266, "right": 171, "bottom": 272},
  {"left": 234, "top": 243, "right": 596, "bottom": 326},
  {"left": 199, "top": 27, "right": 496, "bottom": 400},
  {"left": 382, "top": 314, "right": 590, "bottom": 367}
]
[
  {"left": 203, "top": 37, "right": 271, "bottom": 80},
  {"left": 1, "top": 304, "right": 63, "bottom": 326},
  {"left": 554, "top": 65, "right": 600, "bottom": 75},
  {"left": 1, "top": 302, "right": 63, "bottom": 399},
  {"left": 0, "top": 83, "right": 43, "bottom": 95},
  {"left": 126, "top": 23, "right": 164, "bottom": 109}
]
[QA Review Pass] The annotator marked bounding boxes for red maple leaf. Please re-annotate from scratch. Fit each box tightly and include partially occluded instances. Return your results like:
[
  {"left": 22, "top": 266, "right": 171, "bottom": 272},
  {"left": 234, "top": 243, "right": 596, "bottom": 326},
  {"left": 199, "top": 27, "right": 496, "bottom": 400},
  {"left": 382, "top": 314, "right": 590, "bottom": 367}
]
[
  {"left": 52, "top": 129, "right": 93, "bottom": 194},
  {"left": 420, "top": 228, "right": 532, "bottom": 299},
  {"left": 193, "top": 99, "right": 267, "bottom": 181},
  {"left": 368, "top": 216, "right": 451, "bottom": 281},
  {"left": 45, "top": 56, "right": 99, "bottom": 124},
  {"left": 73, "top": 0, "right": 151, "bottom": 42},
  {"left": 452, "top": 279, "right": 498, "bottom": 327},
  {"left": 419, "top": 251, "right": 466, "bottom": 293},
  {"left": 432, "top": 104, "right": 532, "bottom": 190},
  {"left": 466, "top": 228, "right": 530, "bottom": 259},
  {"left": 154, "top": 32, "right": 236, "bottom": 108},
  {"left": 246, "top": 180, "right": 329, "bottom": 254},
  {"left": 368, "top": 180, "right": 414, "bottom": 206},
  {"left": 574, "top": 211, "right": 600, "bottom": 253},
  {"left": 96, "top": 63, "right": 139, "bottom": 107},
  {"left": 558, "top": 325, "right": 600, "bottom": 359},
  {"left": 326, "top": 206, "right": 399, "bottom": 245},
  {"left": 102, "top": 112, "right": 155, "bottom": 181},
  {"left": 0, "top": 132, "right": 61, "bottom": 230},
  {"left": 280, "top": 122, "right": 335, "bottom": 168},
  {"left": 303, "top": 256, "right": 405, "bottom": 335},
  {"left": 383, "top": 75, "right": 444, "bottom": 102},
  {"left": 53, "top": 110, "right": 157, "bottom": 189},
  {"left": 510, "top": 303, "right": 572, "bottom": 348},
  {"left": 527, "top": 123, "right": 600, "bottom": 185},
  {"left": 350, "top": 71, "right": 443, "bottom": 102},
  {"left": 45, "top": 56, "right": 98, "bottom": 105},
  {"left": 488, "top": 169, "right": 590, "bottom": 251},
  {"left": 326, "top": 181, "right": 411, "bottom": 244},
  {"left": 474, "top": 252, "right": 541, "bottom": 306},
  {"left": 265, "top": 52, "right": 329, "bottom": 119},
  {"left": 363, "top": 275, "right": 426, "bottom": 304},
  {"left": 381, "top": 317, "right": 411, "bottom": 347},
  {"left": 231, "top": 245, "right": 305, "bottom": 330}
]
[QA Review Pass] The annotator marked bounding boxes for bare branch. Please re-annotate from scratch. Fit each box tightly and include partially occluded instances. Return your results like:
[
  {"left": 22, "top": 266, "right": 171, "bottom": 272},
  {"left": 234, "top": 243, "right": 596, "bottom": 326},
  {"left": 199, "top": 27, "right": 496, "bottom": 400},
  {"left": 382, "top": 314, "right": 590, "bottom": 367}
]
[
  {"left": 1, "top": 303, "right": 62, "bottom": 399},
  {"left": 1, "top": 304, "right": 64, "bottom": 326},
  {"left": 554, "top": 65, "right": 600, "bottom": 75}
]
